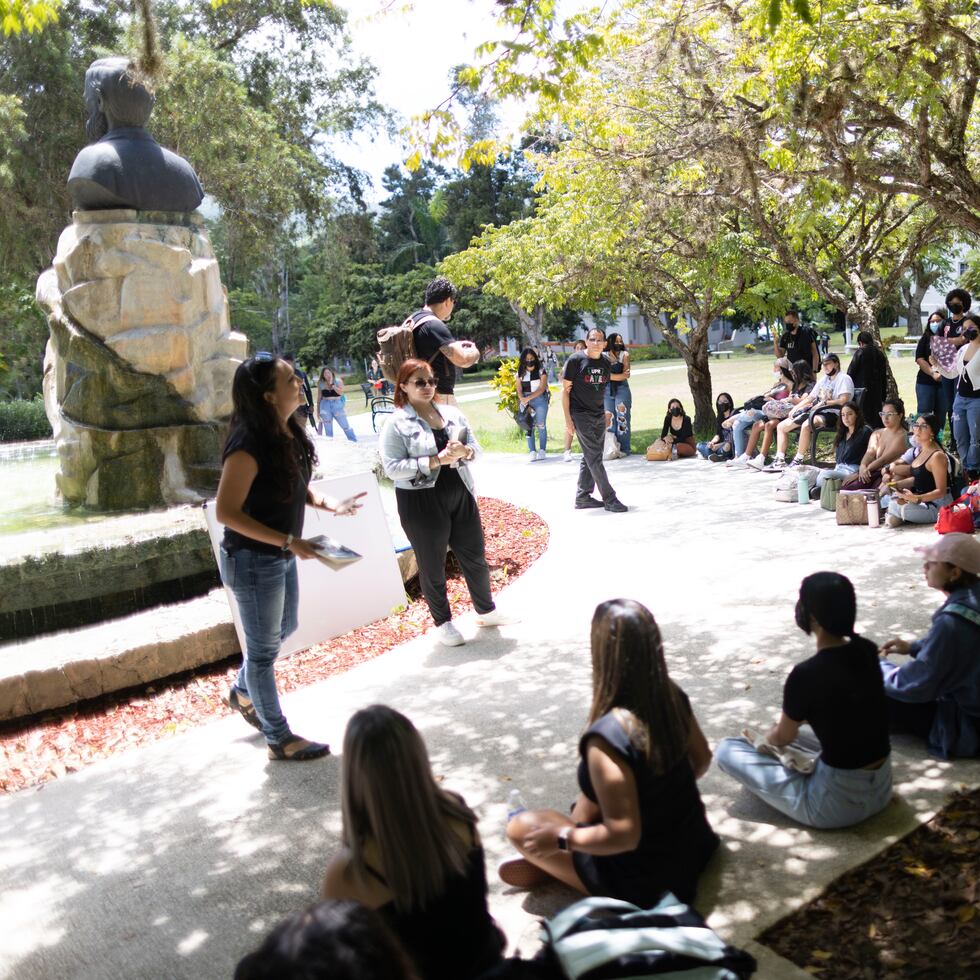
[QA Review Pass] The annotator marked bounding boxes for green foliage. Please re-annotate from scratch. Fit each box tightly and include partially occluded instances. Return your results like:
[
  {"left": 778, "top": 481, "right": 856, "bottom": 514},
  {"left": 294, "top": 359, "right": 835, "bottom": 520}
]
[
  {"left": 0, "top": 395, "right": 50, "bottom": 442},
  {"left": 0, "top": 282, "right": 48, "bottom": 398},
  {"left": 487, "top": 357, "right": 520, "bottom": 421},
  {"left": 629, "top": 342, "right": 677, "bottom": 362},
  {"left": 0, "top": 0, "right": 59, "bottom": 35}
]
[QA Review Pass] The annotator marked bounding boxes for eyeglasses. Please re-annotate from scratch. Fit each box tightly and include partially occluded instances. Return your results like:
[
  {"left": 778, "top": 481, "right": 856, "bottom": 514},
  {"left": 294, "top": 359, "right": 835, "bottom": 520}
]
[
  {"left": 411, "top": 378, "right": 437, "bottom": 388},
  {"left": 910, "top": 422, "right": 931, "bottom": 430},
  {"left": 253, "top": 351, "right": 275, "bottom": 362},
  {"left": 879, "top": 412, "right": 897, "bottom": 418}
]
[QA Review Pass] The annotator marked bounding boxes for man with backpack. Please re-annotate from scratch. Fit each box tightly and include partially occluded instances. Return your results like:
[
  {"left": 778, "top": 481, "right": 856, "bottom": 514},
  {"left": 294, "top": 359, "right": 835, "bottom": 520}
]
[{"left": 408, "top": 277, "right": 479, "bottom": 406}]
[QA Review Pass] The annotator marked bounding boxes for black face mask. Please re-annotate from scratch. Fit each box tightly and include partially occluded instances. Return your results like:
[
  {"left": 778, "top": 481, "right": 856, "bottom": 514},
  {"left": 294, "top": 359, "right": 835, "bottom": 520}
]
[
  {"left": 950, "top": 301, "right": 964, "bottom": 315},
  {"left": 964, "top": 328, "right": 979, "bottom": 341},
  {"left": 794, "top": 597, "right": 810, "bottom": 634},
  {"left": 718, "top": 402, "right": 731, "bottom": 413},
  {"left": 670, "top": 406, "right": 682, "bottom": 417},
  {"left": 612, "top": 343, "right": 625, "bottom": 352}
]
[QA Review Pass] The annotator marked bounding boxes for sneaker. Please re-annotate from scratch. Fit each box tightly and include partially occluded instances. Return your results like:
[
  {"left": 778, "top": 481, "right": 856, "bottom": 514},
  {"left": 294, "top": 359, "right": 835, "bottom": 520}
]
[
  {"left": 475, "top": 608, "right": 520, "bottom": 627},
  {"left": 529, "top": 450, "right": 538, "bottom": 462},
  {"left": 768, "top": 454, "right": 787, "bottom": 471},
  {"left": 436, "top": 621, "right": 465, "bottom": 646},
  {"left": 575, "top": 496, "right": 605, "bottom": 509},
  {"left": 536, "top": 450, "right": 547, "bottom": 460},
  {"left": 604, "top": 498, "right": 628, "bottom": 513},
  {"left": 885, "top": 514, "right": 903, "bottom": 528},
  {"left": 728, "top": 453, "right": 751, "bottom": 468},
  {"left": 499, "top": 858, "right": 554, "bottom": 889},
  {"left": 563, "top": 450, "right": 574, "bottom": 462},
  {"left": 746, "top": 454, "right": 767, "bottom": 471},
  {"left": 708, "top": 453, "right": 727, "bottom": 462},
  {"left": 788, "top": 455, "right": 805, "bottom": 468}
]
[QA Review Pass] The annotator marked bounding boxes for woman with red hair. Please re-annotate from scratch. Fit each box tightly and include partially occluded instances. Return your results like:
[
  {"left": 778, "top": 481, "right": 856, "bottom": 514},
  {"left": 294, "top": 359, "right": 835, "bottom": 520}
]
[{"left": 379, "top": 359, "right": 515, "bottom": 647}]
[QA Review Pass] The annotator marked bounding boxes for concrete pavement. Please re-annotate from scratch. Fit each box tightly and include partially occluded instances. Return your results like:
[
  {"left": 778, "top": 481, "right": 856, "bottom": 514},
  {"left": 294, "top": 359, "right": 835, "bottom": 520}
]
[{"left": 1, "top": 452, "right": 977, "bottom": 979}]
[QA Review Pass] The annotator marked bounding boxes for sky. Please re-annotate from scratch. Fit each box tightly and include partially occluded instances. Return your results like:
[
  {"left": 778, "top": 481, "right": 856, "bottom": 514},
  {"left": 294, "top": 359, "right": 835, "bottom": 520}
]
[{"left": 340, "top": 0, "right": 528, "bottom": 201}]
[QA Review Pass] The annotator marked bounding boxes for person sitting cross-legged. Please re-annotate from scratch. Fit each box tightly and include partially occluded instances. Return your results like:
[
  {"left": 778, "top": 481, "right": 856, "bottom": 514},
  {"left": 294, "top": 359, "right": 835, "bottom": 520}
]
[
  {"left": 884, "top": 413, "right": 953, "bottom": 528},
  {"left": 499, "top": 599, "right": 719, "bottom": 907},
  {"left": 697, "top": 392, "right": 735, "bottom": 461},
  {"left": 878, "top": 534, "right": 980, "bottom": 759},
  {"left": 768, "top": 353, "right": 855, "bottom": 470},
  {"left": 715, "top": 572, "right": 893, "bottom": 829}
]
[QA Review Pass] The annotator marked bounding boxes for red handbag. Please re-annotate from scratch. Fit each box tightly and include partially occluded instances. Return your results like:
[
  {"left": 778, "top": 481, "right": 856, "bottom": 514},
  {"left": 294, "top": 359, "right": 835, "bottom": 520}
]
[{"left": 935, "top": 495, "right": 976, "bottom": 534}]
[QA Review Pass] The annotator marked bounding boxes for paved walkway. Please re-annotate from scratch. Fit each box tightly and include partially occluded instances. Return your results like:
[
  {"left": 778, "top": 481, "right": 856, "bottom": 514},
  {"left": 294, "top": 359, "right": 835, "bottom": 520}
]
[{"left": 2, "top": 453, "right": 977, "bottom": 979}]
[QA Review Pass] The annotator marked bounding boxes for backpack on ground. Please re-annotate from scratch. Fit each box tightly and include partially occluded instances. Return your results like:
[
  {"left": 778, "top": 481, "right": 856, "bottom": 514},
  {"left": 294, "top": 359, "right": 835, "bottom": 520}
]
[
  {"left": 773, "top": 465, "right": 818, "bottom": 502},
  {"left": 376, "top": 312, "right": 438, "bottom": 383}
]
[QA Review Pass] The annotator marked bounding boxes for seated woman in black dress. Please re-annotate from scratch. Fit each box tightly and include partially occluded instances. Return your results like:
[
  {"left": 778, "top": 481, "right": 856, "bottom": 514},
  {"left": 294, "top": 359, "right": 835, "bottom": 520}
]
[
  {"left": 321, "top": 705, "right": 503, "bottom": 980},
  {"left": 661, "top": 398, "right": 697, "bottom": 458},
  {"left": 500, "top": 599, "right": 719, "bottom": 907}
]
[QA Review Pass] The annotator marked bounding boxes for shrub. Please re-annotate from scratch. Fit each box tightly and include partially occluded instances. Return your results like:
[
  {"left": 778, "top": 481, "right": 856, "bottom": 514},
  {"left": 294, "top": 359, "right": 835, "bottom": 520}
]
[
  {"left": 488, "top": 357, "right": 520, "bottom": 420},
  {"left": 0, "top": 395, "right": 52, "bottom": 442},
  {"left": 629, "top": 341, "right": 677, "bottom": 362},
  {"left": 744, "top": 343, "right": 756, "bottom": 353}
]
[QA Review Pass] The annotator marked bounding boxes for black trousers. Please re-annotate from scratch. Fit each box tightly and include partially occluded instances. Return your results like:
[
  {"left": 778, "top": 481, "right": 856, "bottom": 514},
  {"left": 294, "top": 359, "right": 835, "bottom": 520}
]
[
  {"left": 572, "top": 411, "right": 616, "bottom": 503},
  {"left": 396, "top": 478, "right": 495, "bottom": 626}
]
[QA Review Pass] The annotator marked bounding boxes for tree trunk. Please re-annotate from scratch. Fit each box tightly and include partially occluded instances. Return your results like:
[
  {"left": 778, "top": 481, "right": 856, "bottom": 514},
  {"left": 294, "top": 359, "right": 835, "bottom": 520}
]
[
  {"left": 686, "top": 314, "right": 715, "bottom": 433},
  {"left": 901, "top": 265, "right": 936, "bottom": 338},
  {"left": 847, "top": 272, "right": 899, "bottom": 401},
  {"left": 509, "top": 300, "right": 545, "bottom": 349}
]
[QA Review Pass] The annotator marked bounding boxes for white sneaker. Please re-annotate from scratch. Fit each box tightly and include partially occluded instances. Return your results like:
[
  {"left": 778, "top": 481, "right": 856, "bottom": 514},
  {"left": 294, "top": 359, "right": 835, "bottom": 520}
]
[
  {"left": 563, "top": 450, "right": 574, "bottom": 462},
  {"left": 536, "top": 450, "right": 547, "bottom": 460},
  {"left": 529, "top": 450, "right": 538, "bottom": 462},
  {"left": 728, "top": 453, "right": 751, "bottom": 468},
  {"left": 436, "top": 621, "right": 465, "bottom": 646},
  {"left": 769, "top": 454, "right": 787, "bottom": 471},
  {"left": 746, "top": 454, "right": 766, "bottom": 471},
  {"left": 475, "top": 608, "right": 521, "bottom": 627},
  {"left": 788, "top": 455, "right": 804, "bottom": 468}
]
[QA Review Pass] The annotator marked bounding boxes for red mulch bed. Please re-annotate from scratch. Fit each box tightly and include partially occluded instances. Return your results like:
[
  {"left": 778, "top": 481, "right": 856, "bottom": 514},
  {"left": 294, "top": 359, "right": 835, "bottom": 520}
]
[
  {"left": 760, "top": 786, "right": 980, "bottom": 979},
  {"left": 0, "top": 497, "right": 547, "bottom": 796}
]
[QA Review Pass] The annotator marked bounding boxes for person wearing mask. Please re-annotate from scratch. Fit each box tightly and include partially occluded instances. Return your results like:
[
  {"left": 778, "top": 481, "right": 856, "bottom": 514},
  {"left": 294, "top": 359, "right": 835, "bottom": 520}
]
[
  {"left": 879, "top": 534, "right": 980, "bottom": 759},
  {"left": 562, "top": 328, "right": 628, "bottom": 512},
  {"left": 884, "top": 413, "right": 952, "bottom": 527},
  {"left": 914, "top": 310, "right": 948, "bottom": 419},
  {"left": 216, "top": 354, "right": 365, "bottom": 761},
  {"left": 410, "top": 278, "right": 480, "bottom": 406},
  {"left": 842, "top": 398, "right": 909, "bottom": 490},
  {"left": 715, "top": 573, "right": 892, "bottom": 829},
  {"left": 847, "top": 331, "right": 888, "bottom": 427},
  {"left": 661, "top": 398, "right": 697, "bottom": 458},
  {"left": 379, "top": 359, "right": 514, "bottom": 647},
  {"left": 951, "top": 311, "right": 980, "bottom": 481},
  {"left": 604, "top": 332, "right": 632, "bottom": 455},
  {"left": 500, "top": 599, "right": 718, "bottom": 906},
  {"left": 814, "top": 401, "right": 872, "bottom": 491},
  {"left": 775, "top": 310, "right": 820, "bottom": 374},
  {"left": 936, "top": 288, "right": 973, "bottom": 432},
  {"left": 322, "top": 706, "right": 505, "bottom": 980},
  {"left": 725, "top": 358, "right": 795, "bottom": 466},
  {"left": 743, "top": 360, "right": 816, "bottom": 469},
  {"left": 514, "top": 347, "right": 550, "bottom": 462},
  {"left": 697, "top": 392, "right": 735, "bottom": 461},
  {"left": 819, "top": 330, "right": 831, "bottom": 356},
  {"left": 316, "top": 367, "right": 358, "bottom": 442},
  {"left": 766, "top": 353, "right": 855, "bottom": 470},
  {"left": 562, "top": 339, "right": 588, "bottom": 462}
]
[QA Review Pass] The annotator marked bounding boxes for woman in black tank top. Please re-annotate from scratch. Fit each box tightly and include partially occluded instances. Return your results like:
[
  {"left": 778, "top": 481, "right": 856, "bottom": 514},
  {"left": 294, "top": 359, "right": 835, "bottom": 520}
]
[
  {"left": 321, "top": 706, "right": 503, "bottom": 980},
  {"left": 885, "top": 413, "right": 952, "bottom": 527}
]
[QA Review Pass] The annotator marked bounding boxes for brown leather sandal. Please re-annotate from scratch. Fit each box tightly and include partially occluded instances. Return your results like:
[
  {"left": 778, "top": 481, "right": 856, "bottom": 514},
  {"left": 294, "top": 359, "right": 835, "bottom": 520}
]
[{"left": 228, "top": 688, "right": 261, "bottom": 731}]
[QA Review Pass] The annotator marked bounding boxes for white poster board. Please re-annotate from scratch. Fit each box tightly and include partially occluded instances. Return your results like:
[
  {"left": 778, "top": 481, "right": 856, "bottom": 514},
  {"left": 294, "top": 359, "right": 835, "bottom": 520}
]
[{"left": 204, "top": 473, "right": 406, "bottom": 658}]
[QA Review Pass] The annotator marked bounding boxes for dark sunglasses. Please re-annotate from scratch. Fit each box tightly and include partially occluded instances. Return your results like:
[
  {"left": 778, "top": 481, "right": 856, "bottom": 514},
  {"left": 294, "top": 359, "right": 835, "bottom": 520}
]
[{"left": 411, "top": 378, "right": 436, "bottom": 388}]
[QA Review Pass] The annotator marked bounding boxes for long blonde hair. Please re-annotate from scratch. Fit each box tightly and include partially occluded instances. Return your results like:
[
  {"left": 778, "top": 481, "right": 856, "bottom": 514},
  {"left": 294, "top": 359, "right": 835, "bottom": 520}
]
[
  {"left": 340, "top": 705, "right": 475, "bottom": 912},
  {"left": 588, "top": 599, "right": 690, "bottom": 774}
]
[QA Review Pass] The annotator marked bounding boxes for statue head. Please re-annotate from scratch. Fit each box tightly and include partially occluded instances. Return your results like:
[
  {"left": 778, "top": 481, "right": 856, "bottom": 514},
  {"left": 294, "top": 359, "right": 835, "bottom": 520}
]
[{"left": 84, "top": 57, "right": 155, "bottom": 141}]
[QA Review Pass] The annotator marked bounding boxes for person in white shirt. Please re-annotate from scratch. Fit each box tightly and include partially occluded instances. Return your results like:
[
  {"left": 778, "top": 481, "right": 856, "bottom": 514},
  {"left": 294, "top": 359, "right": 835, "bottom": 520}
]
[{"left": 769, "top": 353, "right": 855, "bottom": 469}]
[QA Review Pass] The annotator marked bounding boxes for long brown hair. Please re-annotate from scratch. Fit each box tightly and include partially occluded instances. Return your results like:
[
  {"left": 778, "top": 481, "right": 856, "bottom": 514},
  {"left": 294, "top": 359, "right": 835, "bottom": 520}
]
[
  {"left": 588, "top": 599, "right": 690, "bottom": 774},
  {"left": 393, "top": 358, "right": 433, "bottom": 408},
  {"left": 340, "top": 705, "right": 476, "bottom": 913}
]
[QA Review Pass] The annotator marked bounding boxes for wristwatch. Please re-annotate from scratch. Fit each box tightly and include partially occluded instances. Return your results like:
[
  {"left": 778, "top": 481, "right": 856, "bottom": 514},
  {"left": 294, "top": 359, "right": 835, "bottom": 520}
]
[
  {"left": 282, "top": 533, "right": 294, "bottom": 552},
  {"left": 557, "top": 826, "right": 573, "bottom": 852}
]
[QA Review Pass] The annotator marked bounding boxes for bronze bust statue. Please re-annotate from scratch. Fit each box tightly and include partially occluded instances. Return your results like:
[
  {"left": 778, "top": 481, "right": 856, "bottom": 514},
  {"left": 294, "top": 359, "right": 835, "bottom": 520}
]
[{"left": 67, "top": 57, "right": 204, "bottom": 212}]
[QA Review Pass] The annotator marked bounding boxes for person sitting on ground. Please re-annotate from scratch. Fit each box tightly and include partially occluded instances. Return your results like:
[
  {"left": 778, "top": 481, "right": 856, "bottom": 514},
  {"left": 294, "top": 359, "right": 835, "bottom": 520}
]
[
  {"left": 697, "top": 392, "right": 735, "bottom": 461},
  {"left": 562, "top": 339, "right": 588, "bottom": 462},
  {"left": 725, "top": 357, "right": 795, "bottom": 465},
  {"left": 766, "top": 353, "right": 855, "bottom": 470},
  {"left": 500, "top": 599, "right": 718, "bottom": 906},
  {"left": 879, "top": 534, "right": 980, "bottom": 759},
  {"left": 743, "top": 360, "right": 816, "bottom": 469},
  {"left": 813, "top": 401, "right": 872, "bottom": 491},
  {"left": 514, "top": 347, "right": 550, "bottom": 462},
  {"left": 235, "top": 901, "right": 419, "bottom": 980},
  {"left": 884, "top": 413, "right": 952, "bottom": 528},
  {"left": 661, "top": 398, "right": 697, "bottom": 458},
  {"left": 842, "top": 398, "right": 909, "bottom": 490},
  {"left": 847, "top": 330, "right": 889, "bottom": 427},
  {"left": 951, "top": 311, "right": 980, "bottom": 482},
  {"left": 321, "top": 705, "right": 505, "bottom": 980},
  {"left": 715, "top": 572, "right": 892, "bottom": 829}
]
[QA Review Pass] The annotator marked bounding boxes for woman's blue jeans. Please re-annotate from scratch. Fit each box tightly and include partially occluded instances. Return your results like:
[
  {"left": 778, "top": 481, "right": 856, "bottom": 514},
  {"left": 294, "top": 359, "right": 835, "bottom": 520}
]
[
  {"left": 319, "top": 398, "right": 357, "bottom": 441},
  {"left": 220, "top": 547, "right": 299, "bottom": 745},
  {"left": 603, "top": 383, "right": 632, "bottom": 454},
  {"left": 521, "top": 394, "right": 549, "bottom": 451},
  {"left": 951, "top": 392, "right": 980, "bottom": 473},
  {"left": 816, "top": 463, "right": 858, "bottom": 488},
  {"left": 915, "top": 382, "right": 947, "bottom": 425},
  {"left": 732, "top": 410, "right": 765, "bottom": 457}
]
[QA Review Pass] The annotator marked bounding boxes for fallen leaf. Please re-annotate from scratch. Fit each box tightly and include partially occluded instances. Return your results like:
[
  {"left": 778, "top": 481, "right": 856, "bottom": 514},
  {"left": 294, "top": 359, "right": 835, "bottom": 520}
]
[{"left": 956, "top": 906, "right": 977, "bottom": 924}]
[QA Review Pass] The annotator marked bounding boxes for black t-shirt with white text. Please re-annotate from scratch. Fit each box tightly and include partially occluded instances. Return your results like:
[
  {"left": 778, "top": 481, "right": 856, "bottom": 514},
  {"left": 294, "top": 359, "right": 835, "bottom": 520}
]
[
  {"left": 412, "top": 311, "right": 457, "bottom": 394},
  {"left": 563, "top": 351, "right": 610, "bottom": 416},
  {"left": 779, "top": 326, "right": 818, "bottom": 367}
]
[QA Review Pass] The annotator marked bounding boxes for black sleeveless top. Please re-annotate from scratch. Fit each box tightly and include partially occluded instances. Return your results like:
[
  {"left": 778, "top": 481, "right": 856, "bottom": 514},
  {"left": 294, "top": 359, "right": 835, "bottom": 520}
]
[
  {"left": 367, "top": 842, "right": 503, "bottom": 980},
  {"left": 572, "top": 698, "right": 719, "bottom": 906},
  {"left": 911, "top": 450, "right": 940, "bottom": 496}
]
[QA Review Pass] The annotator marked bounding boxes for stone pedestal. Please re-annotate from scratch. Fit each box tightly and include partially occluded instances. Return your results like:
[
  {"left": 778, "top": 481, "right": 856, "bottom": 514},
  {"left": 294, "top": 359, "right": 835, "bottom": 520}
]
[{"left": 36, "top": 209, "right": 247, "bottom": 509}]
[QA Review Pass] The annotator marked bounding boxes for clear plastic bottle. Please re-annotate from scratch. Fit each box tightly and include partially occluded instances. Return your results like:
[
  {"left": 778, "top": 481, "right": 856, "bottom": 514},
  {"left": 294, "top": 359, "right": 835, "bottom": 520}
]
[{"left": 506, "top": 788, "right": 528, "bottom": 823}]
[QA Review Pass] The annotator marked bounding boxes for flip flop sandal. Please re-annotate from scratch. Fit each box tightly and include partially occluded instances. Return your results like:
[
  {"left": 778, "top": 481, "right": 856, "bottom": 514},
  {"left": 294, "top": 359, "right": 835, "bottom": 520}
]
[
  {"left": 498, "top": 858, "right": 555, "bottom": 889},
  {"left": 228, "top": 687, "right": 262, "bottom": 731},
  {"left": 267, "top": 735, "right": 331, "bottom": 762}
]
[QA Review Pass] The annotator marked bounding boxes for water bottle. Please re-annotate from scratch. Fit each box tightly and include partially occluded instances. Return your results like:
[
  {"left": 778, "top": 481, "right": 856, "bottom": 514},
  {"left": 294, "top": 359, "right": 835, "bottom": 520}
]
[
  {"left": 866, "top": 494, "right": 880, "bottom": 527},
  {"left": 797, "top": 474, "right": 810, "bottom": 504},
  {"left": 506, "top": 788, "right": 527, "bottom": 824}
]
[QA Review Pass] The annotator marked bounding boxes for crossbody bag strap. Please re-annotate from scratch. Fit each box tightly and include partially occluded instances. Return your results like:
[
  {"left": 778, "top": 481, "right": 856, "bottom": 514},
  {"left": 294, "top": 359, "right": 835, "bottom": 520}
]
[{"left": 944, "top": 602, "right": 980, "bottom": 629}]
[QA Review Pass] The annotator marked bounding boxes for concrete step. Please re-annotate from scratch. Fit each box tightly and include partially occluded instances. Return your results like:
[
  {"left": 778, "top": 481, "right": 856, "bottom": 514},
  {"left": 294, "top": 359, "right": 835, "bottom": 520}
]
[{"left": 0, "top": 587, "right": 238, "bottom": 722}]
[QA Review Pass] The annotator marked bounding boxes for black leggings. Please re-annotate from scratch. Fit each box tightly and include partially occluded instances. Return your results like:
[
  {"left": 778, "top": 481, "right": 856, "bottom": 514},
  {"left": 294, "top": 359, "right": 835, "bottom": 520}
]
[{"left": 396, "top": 478, "right": 495, "bottom": 626}]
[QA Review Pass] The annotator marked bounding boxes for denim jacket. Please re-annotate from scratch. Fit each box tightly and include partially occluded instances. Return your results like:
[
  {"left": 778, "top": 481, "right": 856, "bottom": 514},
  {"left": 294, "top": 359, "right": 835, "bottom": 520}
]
[{"left": 380, "top": 403, "right": 481, "bottom": 494}]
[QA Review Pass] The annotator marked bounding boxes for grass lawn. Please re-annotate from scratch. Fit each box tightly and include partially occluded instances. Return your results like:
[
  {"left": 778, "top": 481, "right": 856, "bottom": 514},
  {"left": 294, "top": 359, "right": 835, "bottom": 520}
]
[{"left": 461, "top": 351, "right": 923, "bottom": 456}]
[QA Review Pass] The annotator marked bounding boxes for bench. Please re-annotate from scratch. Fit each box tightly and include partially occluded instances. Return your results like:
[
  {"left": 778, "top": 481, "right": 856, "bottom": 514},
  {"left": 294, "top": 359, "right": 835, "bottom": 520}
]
[
  {"left": 888, "top": 344, "right": 918, "bottom": 358},
  {"left": 710, "top": 349, "right": 734, "bottom": 359}
]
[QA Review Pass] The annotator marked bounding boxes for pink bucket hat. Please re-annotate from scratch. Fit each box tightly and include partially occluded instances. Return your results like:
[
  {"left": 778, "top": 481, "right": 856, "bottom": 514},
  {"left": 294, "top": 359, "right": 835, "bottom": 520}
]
[{"left": 915, "top": 533, "right": 980, "bottom": 574}]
